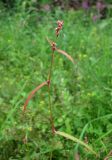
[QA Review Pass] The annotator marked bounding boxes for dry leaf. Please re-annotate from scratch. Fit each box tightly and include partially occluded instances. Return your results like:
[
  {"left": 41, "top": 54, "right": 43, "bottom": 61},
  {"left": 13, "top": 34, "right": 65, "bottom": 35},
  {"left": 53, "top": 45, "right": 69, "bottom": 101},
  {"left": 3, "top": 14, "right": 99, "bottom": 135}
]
[
  {"left": 23, "top": 80, "right": 49, "bottom": 111},
  {"left": 46, "top": 37, "right": 75, "bottom": 64},
  {"left": 56, "top": 48, "right": 75, "bottom": 64}
]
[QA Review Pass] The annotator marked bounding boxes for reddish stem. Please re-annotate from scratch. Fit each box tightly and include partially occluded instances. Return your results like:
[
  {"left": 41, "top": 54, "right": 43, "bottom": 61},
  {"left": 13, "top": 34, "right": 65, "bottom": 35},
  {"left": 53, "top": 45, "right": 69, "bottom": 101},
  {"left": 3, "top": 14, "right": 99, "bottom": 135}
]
[{"left": 48, "top": 51, "right": 56, "bottom": 134}]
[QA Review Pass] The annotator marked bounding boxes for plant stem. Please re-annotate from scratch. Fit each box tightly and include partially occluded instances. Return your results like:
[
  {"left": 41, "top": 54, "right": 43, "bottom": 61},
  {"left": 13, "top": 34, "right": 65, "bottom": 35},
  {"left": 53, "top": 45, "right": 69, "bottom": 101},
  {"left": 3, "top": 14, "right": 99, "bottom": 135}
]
[
  {"left": 48, "top": 52, "right": 55, "bottom": 134},
  {"left": 48, "top": 52, "right": 54, "bottom": 81}
]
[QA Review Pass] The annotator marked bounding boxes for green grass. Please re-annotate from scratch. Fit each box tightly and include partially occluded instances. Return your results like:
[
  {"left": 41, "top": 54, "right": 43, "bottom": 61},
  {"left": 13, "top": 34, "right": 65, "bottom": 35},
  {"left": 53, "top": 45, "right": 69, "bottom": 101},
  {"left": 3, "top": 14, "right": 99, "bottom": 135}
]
[{"left": 0, "top": 8, "right": 112, "bottom": 159}]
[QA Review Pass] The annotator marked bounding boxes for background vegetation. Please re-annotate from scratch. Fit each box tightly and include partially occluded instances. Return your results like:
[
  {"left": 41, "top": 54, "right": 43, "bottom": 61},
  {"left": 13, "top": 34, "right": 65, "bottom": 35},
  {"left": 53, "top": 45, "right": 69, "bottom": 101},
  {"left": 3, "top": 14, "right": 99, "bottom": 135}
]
[{"left": 0, "top": 1, "right": 112, "bottom": 159}]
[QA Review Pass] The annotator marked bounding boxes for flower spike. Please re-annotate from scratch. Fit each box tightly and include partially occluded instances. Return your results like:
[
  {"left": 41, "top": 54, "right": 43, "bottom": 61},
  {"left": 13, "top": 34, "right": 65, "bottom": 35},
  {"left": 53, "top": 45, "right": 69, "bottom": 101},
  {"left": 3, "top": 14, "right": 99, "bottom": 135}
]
[{"left": 55, "top": 20, "right": 64, "bottom": 37}]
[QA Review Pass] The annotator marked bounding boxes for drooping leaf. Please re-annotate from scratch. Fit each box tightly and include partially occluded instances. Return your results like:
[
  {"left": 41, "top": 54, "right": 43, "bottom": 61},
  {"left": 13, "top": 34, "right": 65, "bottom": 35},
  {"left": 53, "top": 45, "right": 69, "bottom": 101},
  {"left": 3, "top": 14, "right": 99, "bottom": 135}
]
[
  {"left": 46, "top": 37, "right": 75, "bottom": 64},
  {"left": 56, "top": 48, "right": 75, "bottom": 64},
  {"left": 23, "top": 80, "right": 49, "bottom": 111},
  {"left": 55, "top": 130, "right": 97, "bottom": 156}
]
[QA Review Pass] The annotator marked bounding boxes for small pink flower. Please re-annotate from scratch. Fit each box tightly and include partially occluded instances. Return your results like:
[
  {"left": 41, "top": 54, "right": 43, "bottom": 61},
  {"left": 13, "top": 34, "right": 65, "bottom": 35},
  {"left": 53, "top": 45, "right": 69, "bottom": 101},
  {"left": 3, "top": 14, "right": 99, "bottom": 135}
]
[
  {"left": 55, "top": 20, "right": 63, "bottom": 37},
  {"left": 92, "top": 15, "right": 98, "bottom": 21},
  {"left": 82, "top": 0, "right": 89, "bottom": 10},
  {"left": 96, "top": 1, "right": 106, "bottom": 11},
  {"left": 52, "top": 42, "right": 56, "bottom": 51}
]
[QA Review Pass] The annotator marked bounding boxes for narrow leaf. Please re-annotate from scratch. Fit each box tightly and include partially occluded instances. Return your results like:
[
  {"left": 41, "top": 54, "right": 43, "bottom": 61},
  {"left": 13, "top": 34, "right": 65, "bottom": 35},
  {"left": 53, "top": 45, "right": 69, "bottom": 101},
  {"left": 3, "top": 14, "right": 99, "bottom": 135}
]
[
  {"left": 56, "top": 48, "right": 75, "bottom": 64},
  {"left": 55, "top": 131, "right": 97, "bottom": 156},
  {"left": 46, "top": 37, "right": 75, "bottom": 64},
  {"left": 23, "top": 80, "right": 49, "bottom": 111}
]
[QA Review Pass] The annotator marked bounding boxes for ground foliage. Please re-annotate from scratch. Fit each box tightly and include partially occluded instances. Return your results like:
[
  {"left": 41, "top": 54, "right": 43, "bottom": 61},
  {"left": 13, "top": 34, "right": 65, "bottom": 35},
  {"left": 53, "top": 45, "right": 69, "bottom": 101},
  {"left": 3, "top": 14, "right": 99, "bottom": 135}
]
[
  {"left": 1, "top": 0, "right": 112, "bottom": 10},
  {"left": 0, "top": 7, "right": 112, "bottom": 160}
]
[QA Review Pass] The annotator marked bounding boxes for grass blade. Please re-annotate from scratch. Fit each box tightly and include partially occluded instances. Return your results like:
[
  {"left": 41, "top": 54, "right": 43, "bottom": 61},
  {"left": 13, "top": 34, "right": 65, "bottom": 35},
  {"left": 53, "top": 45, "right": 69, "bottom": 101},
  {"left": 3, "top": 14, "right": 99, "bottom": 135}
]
[
  {"left": 74, "top": 114, "right": 112, "bottom": 153},
  {"left": 55, "top": 130, "right": 97, "bottom": 156}
]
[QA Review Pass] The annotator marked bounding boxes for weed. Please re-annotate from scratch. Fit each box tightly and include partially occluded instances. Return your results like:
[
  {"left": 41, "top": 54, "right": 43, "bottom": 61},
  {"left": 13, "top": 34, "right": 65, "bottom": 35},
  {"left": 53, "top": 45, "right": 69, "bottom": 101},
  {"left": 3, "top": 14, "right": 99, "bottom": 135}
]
[{"left": 23, "top": 19, "right": 97, "bottom": 157}]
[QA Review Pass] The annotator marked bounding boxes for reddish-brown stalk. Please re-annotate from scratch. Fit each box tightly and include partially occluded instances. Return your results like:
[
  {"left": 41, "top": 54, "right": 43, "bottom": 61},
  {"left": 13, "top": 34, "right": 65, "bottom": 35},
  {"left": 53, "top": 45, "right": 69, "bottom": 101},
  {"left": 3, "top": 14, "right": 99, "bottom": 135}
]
[
  {"left": 23, "top": 20, "right": 74, "bottom": 135},
  {"left": 46, "top": 20, "right": 64, "bottom": 134},
  {"left": 47, "top": 20, "right": 75, "bottom": 134},
  {"left": 47, "top": 44, "right": 56, "bottom": 134}
]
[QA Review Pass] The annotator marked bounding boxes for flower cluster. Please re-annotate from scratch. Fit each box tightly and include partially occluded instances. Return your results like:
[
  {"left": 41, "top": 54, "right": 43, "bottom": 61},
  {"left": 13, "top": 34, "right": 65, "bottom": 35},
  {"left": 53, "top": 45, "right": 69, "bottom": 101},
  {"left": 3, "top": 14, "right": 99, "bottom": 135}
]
[
  {"left": 96, "top": 1, "right": 106, "bottom": 11},
  {"left": 51, "top": 42, "right": 56, "bottom": 51},
  {"left": 82, "top": 0, "right": 89, "bottom": 10},
  {"left": 55, "top": 20, "right": 63, "bottom": 37}
]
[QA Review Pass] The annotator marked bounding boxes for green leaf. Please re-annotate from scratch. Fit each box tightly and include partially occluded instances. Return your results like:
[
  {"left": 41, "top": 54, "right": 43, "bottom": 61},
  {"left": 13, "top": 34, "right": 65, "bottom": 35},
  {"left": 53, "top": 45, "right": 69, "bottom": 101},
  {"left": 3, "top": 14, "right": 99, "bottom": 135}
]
[{"left": 55, "top": 130, "right": 97, "bottom": 156}]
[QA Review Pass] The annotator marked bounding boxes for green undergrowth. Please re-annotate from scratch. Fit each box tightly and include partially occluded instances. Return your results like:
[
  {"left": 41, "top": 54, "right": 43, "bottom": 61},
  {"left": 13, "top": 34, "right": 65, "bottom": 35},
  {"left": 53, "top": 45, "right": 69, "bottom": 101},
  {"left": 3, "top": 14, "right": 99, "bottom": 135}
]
[{"left": 0, "top": 9, "right": 112, "bottom": 159}]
